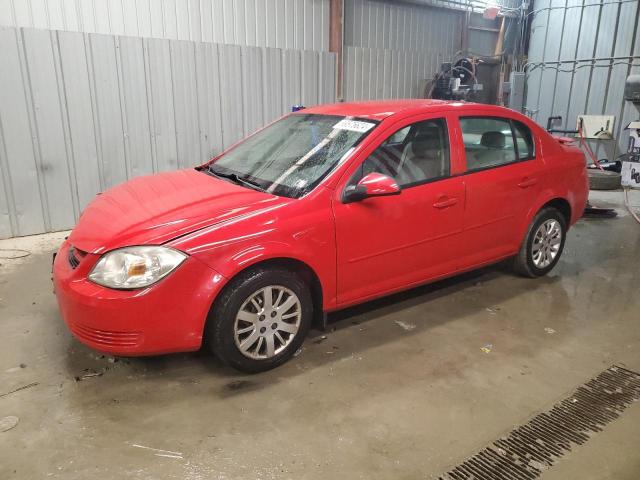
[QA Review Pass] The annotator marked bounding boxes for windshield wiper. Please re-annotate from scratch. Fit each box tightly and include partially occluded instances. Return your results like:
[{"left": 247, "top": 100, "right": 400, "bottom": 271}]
[{"left": 207, "top": 167, "right": 267, "bottom": 193}]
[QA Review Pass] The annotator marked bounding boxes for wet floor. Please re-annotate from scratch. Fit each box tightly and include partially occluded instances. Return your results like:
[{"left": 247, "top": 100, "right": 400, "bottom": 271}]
[{"left": 1, "top": 190, "right": 639, "bottom": 479}]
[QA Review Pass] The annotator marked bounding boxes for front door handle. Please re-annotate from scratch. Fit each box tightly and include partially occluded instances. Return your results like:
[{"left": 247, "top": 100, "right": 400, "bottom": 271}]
[
  {"left": 433, "top": 196, "right": 458, "bottom": 209},
  {"left": 517, "top": 177, "right": 538, "bottom": 188}
]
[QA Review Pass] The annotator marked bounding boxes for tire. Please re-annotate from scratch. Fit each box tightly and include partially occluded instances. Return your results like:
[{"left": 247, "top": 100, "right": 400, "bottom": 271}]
[
  {"left": 511, "top": 207, "right": 567, "bottom": 278},
  {"left": 206, "top": 267, "right": 312, "bottom": 373},
  {"left": 588, "top": 169, "right": 621, "bottom": 190}
]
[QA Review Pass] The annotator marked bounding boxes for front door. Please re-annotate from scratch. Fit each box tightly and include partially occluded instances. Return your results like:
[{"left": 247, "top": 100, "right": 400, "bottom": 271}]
[{"left": 332, "top": 115, "right": 466, "bottom": 306}]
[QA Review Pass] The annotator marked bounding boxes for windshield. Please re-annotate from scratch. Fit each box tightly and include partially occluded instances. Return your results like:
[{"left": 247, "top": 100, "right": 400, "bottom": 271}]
[{"left": 205, "top": 114, "right": 377, "bottom": 198}]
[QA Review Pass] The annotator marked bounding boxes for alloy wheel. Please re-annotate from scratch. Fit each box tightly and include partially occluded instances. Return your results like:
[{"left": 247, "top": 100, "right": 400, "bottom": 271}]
[
  {"left": 532, "top": 219, "right": 562, "bottom": 268},
  {"left": 233, "top": 285, "right": 302, "bottom": 359}
]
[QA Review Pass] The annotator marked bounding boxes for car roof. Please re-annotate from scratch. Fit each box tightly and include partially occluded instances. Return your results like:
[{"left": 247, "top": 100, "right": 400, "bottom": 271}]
[{"left": 300, "top": 99, "right": 522, "bottom": 122}]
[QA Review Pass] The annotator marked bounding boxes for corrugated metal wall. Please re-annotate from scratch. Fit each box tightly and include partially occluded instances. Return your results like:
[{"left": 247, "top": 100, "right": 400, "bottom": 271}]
[
  {"left": 343, "top": 0, "right": 463, "bottom": 100},
  {"left": 344, "top": 0, "right": 461, "bottom": 51},
  {"left": 525, "top": 0, "right": 640, "bottom": 159},
  {"left": 0, "top": 26, "right": 335, "bottom": 238},
  {"left": 0, "top": 0, "right": 330, "bottom": 50}
]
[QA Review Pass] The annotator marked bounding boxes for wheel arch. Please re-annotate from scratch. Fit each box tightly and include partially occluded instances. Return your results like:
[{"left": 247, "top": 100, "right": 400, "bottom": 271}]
[
  {"left": 540, "top": 197, "right": 572, "bottom": 226},
  {"left": 517, "top": 193, "right": 573, "bottom": 251},
  {"left": 208, "top": 256, "right": 326, "bottom": 329}
]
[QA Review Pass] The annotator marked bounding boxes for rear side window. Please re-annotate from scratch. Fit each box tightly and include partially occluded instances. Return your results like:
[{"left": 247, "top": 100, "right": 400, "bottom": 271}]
[
  {"left": 513, "top": 120, "right": 535, "bottom": 160},
  {"left": 460, "top": 117, "right": 517, "bottom": 171}
]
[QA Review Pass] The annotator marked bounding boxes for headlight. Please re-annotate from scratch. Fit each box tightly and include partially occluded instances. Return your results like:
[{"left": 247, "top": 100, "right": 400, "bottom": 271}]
[{"left": 88, "top": 246, "right": 187, "bottom": 289}]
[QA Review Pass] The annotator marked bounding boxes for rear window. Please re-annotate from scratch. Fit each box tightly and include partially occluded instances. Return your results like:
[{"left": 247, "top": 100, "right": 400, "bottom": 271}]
[
  {"left": 460, "top": 117, "right": 517, "bottom": 171},
  {"left": 460, "top": 117, "right": 535, "bottom": 171}
]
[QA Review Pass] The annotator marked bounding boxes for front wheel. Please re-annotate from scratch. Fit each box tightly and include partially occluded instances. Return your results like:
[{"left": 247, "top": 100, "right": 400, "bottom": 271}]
[
  {"left": 511, "top": 207, "right": 567, "bottom": 278},
  {"left": 206, "top": 267, "right": 312, "bottom": 373}
]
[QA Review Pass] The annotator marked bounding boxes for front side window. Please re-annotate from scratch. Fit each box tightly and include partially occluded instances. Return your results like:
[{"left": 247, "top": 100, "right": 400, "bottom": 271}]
[
  {"left": 358, "top": 118, "right": 450, "bottom": 187},
  {"left": 206, "top": 114, "right": 377, "bottom": 198},
  {"left": 460, "top": 117, "right": 517, "bottom": 171}
]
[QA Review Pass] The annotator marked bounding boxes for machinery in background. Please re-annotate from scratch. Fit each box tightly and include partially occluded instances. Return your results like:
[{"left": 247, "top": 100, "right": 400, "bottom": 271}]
[
  {"left": 624, "top": 75, "right": 640, "bottom": 104},
  {"left": 620, "top": 75, "right": 640, "bottom": 192},
  {"left": 426, "top": 56, "right": 503, "bottom": 105},
  {"left": 546, "top": 115, "right": 621, "bottom": 190},
  {"left": 428, "top": 58, "right": 482, "bottom": 102},
  {"left": 576, "top": 115, "right": 615, "bottom": 140},
  {"left": 622, "top": 122, "right": 640, "bottom": 189},
  {"left": 544, "top": 76, "right": 640, "bottom": 222},
  {"left": 545, "top": 115, "right": 619, "bottom": 218}
]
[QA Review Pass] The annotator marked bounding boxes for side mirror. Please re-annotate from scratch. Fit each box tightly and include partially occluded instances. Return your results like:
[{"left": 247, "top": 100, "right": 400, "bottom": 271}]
[{"left": 343, "top": 172, "right": 401, "bottom": 203}]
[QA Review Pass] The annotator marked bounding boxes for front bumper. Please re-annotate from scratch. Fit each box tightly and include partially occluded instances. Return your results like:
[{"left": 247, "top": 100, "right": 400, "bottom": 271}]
[{"left": 53, "top": 240, "right": 226, "bottom": 356}]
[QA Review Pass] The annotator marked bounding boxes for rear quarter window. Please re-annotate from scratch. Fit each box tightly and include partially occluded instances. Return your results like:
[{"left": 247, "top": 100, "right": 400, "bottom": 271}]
[{"left": 512, "top": 120, "right": 535, "bottom": 160}]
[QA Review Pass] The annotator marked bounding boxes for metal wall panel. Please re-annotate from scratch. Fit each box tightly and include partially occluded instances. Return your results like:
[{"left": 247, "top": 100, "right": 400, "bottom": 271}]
[
  {"left": 146, "top": 38, "right": 179, "bottom": 172},
  {"left": 22, "top": 29, "right": 78, "bottom": 231},
  {"left": 119, "top": 35, "right": 154, "bottom": 178},
  {"left": 57, "top": 31, "right": 102, "bottom": 214},
  {"left": 241, "top": 46, "right": 265, "bottom": 138},
  {"left": 525, "top": 0, "right": 640, "bottom": 159},
  {"left": 343, "top": 0, "right": 463, "bottom": 100},
  {"left": 262, "top": 47, "right": 284, "bottom": 124},
  {"left": 0, "top": 26, "right": 336, "bottom": 238},
  {"left": 0, "top": 0, "right": 330, "bottom": 50},
  {"left": 345, "top": 0, "right": 462, "bottom": 54},
  {"left": 0, "top": 28, "right": 47, "bottom": 235},
  {"left": 282, "top": 49, "right": 302, "bottom": 113},
  {"left": 319, "top": 50, "right": 336, "bottom": 104},
  {"left": 194, "top": 41, "right": 224, "bottom": 161},
  {"left": 301, "top": 50, "right": 320, "bottom": 106},
  {"left": 344, "top": 44, "right": 448, "bottom": 101}
]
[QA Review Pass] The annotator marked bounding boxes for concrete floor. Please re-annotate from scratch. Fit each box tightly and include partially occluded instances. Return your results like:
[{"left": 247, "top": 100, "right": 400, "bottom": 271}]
[{"left": 1, "top": 190, "right": 639, "bottom": 480}]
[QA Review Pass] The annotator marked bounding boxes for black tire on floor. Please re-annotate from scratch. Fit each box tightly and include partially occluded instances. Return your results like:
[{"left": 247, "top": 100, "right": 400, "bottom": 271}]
[
  {"left": 511, "top": 207, "right": 567, "bottom": 278},
  {"left": 206, "top": 266, "right": 312, "bottom": 373},
  {"left": 588, "top": 169, "right": 621, "bottom": 190}
]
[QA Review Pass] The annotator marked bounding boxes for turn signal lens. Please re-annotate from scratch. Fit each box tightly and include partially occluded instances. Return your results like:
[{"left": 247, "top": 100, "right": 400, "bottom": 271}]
[{"left": 127, "top": 261, "right": 147, "bottom": 277}]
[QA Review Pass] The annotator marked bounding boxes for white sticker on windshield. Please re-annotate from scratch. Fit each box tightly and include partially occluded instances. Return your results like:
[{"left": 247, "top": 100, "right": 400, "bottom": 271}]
[{"left": 333, "top": 119, "right": 376, "bottom": 133}]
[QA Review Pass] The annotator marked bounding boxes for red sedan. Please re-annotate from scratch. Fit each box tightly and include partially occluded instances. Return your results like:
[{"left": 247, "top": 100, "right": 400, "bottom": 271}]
[{"left": 53, "top": 100, "right": 588, "bottom": 372}]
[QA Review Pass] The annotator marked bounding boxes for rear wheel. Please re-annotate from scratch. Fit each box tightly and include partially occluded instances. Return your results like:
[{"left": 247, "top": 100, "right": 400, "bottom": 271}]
[
  {"left": 511, "top": 207, "right": 567, "bottom": 278},
  {"left": 206, "top": 267, "right": 312, "bottom": 373}
]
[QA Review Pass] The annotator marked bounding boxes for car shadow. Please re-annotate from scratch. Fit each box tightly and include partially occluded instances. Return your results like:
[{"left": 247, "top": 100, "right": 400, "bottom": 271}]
[
  {"left": 198, "top": 263, "right": 568, "bottom": 392},
  {"left": 60, "top": 261, "right": 569, "bottom": 402}
]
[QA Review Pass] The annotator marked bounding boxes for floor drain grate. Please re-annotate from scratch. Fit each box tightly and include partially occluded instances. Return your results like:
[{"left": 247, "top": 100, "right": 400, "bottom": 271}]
[{"left": 439, "top": 365, "right": 640, "bottom": 480}]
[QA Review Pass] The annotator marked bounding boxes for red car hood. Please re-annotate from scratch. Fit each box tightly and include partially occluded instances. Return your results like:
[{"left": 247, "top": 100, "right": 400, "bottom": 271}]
[{"left": 68, "top": 169, "right": 288, "bottom": 254}]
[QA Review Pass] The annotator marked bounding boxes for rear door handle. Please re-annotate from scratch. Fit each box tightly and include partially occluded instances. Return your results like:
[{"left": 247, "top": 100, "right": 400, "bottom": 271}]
[
  {"left": 433, "top": 196, "right": 459, "bottom": 209},
  {"left": 517, "top": 177, "right": 538, "bottom": 188}
]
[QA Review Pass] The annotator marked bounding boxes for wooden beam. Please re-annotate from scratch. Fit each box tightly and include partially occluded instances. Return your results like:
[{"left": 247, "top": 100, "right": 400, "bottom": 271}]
[
  {"left": 329, "top": 0, "right": 344, "bottom": 101},
  {"left": 468, "top": 25, "right": 501, "bottom": 33},
  {"left": 461, "top": 10, "right": 470, "bottom": 54},
  {"left": 495, "top": 17, "right": 506, "bottom": 105},
  {"left": 494, "top": 17, "right": 506, "bottom": 56}
]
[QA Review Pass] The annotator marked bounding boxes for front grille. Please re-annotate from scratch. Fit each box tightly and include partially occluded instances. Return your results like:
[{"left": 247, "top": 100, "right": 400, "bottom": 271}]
[
  {"left": 439, "top": 365, "right": 640, "bottom": 480},
  {"left": 67, "top": 246, "right": 86, "bottom": 269},
  {"left": 71, "top": 322, "right": 142, "bottom": 348}
]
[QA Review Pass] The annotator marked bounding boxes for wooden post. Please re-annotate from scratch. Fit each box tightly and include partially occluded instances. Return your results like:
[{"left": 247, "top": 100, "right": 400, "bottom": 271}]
[
  {"left": 461, "top": 10, "right": 470, "bottom": 55},
  {"left": 495, "top": 17, "right": 506, "bottom": 105},
  {"left": 494, "top": 16, "right": 506, "bottom": 57},
  {"left": 329, "top": 0, "right": 344, "bottom": 101}
]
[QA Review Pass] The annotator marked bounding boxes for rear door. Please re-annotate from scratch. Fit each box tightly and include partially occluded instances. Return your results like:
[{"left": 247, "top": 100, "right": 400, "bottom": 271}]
[
  {"left": 332, "top": 113, "right": 466, "bottom": 306},
  {"left": 454, "top": 115, "right": 541, "bottom": 267}
]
